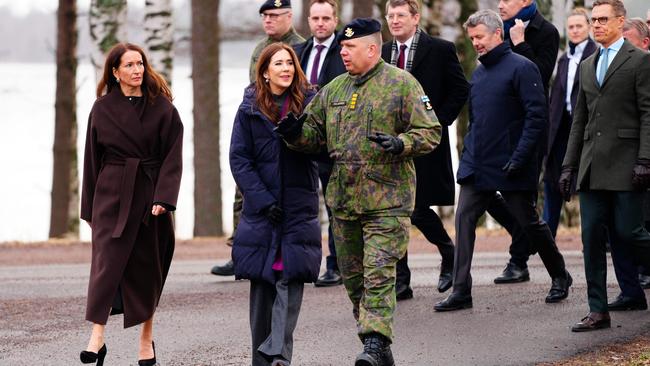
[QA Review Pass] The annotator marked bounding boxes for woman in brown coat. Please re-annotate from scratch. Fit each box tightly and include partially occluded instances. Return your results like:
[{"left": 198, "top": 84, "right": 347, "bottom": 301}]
[{"left": 79, "top": 43, "right": 183, "bottom": 366}]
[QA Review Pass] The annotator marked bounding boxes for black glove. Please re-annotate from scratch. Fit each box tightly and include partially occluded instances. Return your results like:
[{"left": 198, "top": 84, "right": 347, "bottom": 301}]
[
  {"left": 558, "top": 166, "right": 577, "bottom": 202},
  {"left": 263, "top": 204, "right": 283, "bottom": 225},
  {"left": 502, "top": 160, "right": 522, "bottom": 179},
  {"left": 632, "top": 158, "right": 650, "bottom": 190},
  {"left": 367, "top": 132, "right": 404, "bottom": 155},
  {"left": 274, "top": 112, "right": 307, "bottom": 142}
]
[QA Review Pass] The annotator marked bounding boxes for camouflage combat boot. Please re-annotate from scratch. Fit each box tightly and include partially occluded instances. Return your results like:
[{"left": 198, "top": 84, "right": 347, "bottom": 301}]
[{"left": 354, "top": 333, "right": 395, "bottom": 366}]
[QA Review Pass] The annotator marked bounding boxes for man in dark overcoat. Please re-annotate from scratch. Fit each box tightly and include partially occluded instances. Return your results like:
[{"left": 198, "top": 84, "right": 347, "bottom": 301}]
[
  {"left": 293, "top": 0, "right": 346, "bottom": 287},
  {"left": 561, "top": 0, "right": 650, "bottom": 331},
  {"left": 435, "top": 9, "right": 571, "bottom": 311},
  {"left": 491, "top": 0, "right": 561, "bottom": 284},
  {"left": 381, "top": 0, "right": 469, "bottom": 300}
]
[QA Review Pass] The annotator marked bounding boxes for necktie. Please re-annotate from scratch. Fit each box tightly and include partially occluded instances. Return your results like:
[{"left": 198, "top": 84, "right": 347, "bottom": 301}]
[
  {"left": 568, "top": 42, "right": 577, "bottom": 55},
  {"left": 397, "top": 44, "right": 407, "bottom": 69},
  {"left": 310, "top": 44, "right": 325, "bottom": 85},
  {"left": 598, "top": 48, "right": 609, "bottom": 86}
]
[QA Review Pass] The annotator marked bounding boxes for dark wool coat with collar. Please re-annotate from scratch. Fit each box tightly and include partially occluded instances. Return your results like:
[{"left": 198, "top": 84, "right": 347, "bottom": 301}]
[
  {"left": 458, "top": 43, "right": 548, "bottom": 191},
  {"left": 230, "top": 86, "right": 322, "bottom": 284},
  {"left": 81, "top": 87, "right": 183, "bottom": 328}
]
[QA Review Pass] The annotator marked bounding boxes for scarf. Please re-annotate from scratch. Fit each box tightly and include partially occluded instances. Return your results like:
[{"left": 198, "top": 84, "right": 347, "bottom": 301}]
[
  {"left": 389, "top": 27, "right": 422, "bottom": 72},
  {"left": 503, "top": 1, "right": 537, "bottom": 39}
]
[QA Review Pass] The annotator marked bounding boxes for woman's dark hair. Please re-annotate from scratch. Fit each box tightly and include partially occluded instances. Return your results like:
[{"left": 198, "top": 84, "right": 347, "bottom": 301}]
[
  {"left": 96, "top": 43, "right": 172, "bottom": 101},
  {"left": 254, "top": 43, "right": 310, "bottom": 122}
]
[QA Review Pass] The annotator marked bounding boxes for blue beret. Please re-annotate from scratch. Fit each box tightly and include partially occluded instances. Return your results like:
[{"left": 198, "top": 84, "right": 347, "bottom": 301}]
[
  {"left": 338, "top": 18, "right": 382, "bottom": 44},
  {"left": 259, "top": 0, "right": 291, "bottom": 13}
]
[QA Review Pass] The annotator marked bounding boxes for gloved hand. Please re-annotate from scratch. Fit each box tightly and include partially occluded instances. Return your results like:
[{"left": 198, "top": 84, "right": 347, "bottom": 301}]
[
  {"left": 274, "top": 112, "right": 307, "bottom": 141},
  {"left": 367, "top": 132, "right": 404, "bottom": 155},
  {"left": 263, "top": 204, "right": 283, "bottom": 225},
  {"left": 558, "top": 166, "right": 577, "bottom": 202},
  {"left": 632, "top": 158, "right": 650, "bottom": 190},
  {"left": 502, "top": 160, "right": 522, "bottom": 179}
]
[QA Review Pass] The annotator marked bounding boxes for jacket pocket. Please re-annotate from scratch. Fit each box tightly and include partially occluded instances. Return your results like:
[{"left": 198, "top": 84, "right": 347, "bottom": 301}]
[
  {"left": 360, "top": 169, "right": 403, "bottom": 212},
  {"left": 617, "top": 128, "right": 640, "bottom": 139}
]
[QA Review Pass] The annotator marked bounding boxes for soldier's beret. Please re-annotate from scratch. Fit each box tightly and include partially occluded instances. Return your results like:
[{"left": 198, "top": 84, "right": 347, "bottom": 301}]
[
  {"left": 338, "top": 18, "right": 382, "bottom": 44},
  {"left": 259, "top": 0, "right": 291, "bottom": 13}
]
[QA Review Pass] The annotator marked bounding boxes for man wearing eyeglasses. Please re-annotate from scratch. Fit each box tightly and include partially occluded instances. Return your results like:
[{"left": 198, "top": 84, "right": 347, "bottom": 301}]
[
  {"left": 293, "top": 0, "right": 347, "bottom": 288},
  {"left": 380, "top": 0, "right": 469, "bottom": 301},
  {"left": 211, "top": 0, "right": 305, "bottom": 277},
  {"left": 560, "top": 0, "right": 650, "bottom": 332}
]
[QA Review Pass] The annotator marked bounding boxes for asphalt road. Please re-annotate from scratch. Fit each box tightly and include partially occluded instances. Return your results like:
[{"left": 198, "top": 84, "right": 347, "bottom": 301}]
[{"left": 2, "top": 251, "right": 650, "bottom": 365}]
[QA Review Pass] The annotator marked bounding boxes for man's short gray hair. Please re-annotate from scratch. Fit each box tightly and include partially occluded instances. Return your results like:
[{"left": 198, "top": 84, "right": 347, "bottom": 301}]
[{"left": 463, "top": 9, "right": 504, "bottom": 35}]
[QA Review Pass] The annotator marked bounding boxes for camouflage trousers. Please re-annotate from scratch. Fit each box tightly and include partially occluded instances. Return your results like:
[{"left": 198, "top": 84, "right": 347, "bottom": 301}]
[
  {"left": 226, "top": 186, "right": 243, "bottom": 247},
  {"left": 331, "top": 215, "right": 410, "bottom": 341}
]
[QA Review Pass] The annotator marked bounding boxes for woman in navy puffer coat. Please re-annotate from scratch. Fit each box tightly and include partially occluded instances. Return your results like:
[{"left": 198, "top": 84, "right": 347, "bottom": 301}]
[{"left": 229, "top": 43, "right": 321, "bottom": 366}]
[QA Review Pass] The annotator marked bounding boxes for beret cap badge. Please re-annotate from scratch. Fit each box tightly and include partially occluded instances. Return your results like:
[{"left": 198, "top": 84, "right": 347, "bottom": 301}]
[
  {"left": 274, "top": 0, "right": 282, "bottom": 7},
  {"left": 345, "top": 27, "right": 354, "bottom": 37}
]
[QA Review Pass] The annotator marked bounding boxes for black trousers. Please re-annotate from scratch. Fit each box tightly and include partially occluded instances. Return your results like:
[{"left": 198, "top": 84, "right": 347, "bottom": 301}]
[
  {"left": 396, "top": 205, "right": 454, "bottom": 289},
  {"left": 452, "top": 184, "right": 567, "bottom": 295},
  {"left": 486, "top": 192, "right": 531, "bottom": 268},
  {"left": 250, "top": 278, "right": 304, "bottom": 366}
]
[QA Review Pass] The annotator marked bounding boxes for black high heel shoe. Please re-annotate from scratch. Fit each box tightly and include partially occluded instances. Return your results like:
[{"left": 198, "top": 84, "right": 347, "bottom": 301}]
[
  {"left": 80, "top": 344, "right": 107, "bottom": 365},
  {"left": 138, "top": 341, "right": 156, "bottom": 366}
]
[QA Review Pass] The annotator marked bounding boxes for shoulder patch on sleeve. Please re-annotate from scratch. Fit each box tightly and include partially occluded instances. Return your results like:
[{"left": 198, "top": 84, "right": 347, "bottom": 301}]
[{"left": 420, "top": 95, "right": 433, "bottom": 111}]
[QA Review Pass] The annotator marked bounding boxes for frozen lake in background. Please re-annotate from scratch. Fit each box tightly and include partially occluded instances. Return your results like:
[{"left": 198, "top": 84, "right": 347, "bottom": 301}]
[{"left": 0, "top": 41, "right": 258, "bottom": 242}]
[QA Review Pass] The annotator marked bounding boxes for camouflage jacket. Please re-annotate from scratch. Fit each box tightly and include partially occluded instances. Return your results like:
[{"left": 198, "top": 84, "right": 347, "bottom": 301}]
[
  {"left": 249, "top": 28, "right": 305, "bottom": 83},
  {"left": 288, "top": 59, "right": 442, "bottom": 219}
]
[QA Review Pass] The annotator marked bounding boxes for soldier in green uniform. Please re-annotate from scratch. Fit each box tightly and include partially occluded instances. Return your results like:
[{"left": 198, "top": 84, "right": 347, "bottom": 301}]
[
  {"left": 275, "top": 18, "right": 441, "bottom": 366},
  {"left": 211, "top": 0, "right": 305, "bottom": 276}
]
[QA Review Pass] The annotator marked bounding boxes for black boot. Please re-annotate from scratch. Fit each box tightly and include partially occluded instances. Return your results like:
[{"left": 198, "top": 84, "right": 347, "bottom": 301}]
[
  {"left": 355, "top": 333, "right": 395, "bottom": 366},
  {"left": 211, "top": 260, "right": 234, "bottom": 276}
]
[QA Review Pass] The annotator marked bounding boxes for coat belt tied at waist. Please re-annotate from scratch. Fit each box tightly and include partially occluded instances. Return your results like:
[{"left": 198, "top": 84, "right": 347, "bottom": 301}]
[{"left": 103, "top": 155, "right": 161, "bottom": 238}]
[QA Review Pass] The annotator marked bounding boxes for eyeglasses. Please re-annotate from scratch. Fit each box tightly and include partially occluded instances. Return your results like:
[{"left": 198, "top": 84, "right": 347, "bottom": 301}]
[
  {"left": 385, "top": 13, "right": 410, "bottom": 21},
  {"left": 260, "top": 11, "right": 289, "bottom": 20},
  {"left": 590, "top": 16, "right": 616, "bottom": 25}
]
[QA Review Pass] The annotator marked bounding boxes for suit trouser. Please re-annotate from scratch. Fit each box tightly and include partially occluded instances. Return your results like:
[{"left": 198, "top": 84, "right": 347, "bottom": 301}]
[
  {"left": 332, "top": 215, "right": 410, "bottom": 341},
  {"left": 250, "top": 278, "right": 304, "bottom": 366},
  {"left": 453, "top": 184, "right": 567, "bottom": 295},
  {"left": 542, "top": 109, "right": 572, "bottom": 238},
  {"left": 579, "top": 190, "right": 650, "bottom": 312},
  {"left": 486, "top": 192, "right": 531, "bottom": 268},
  {"left": 318, "top": 162, "right": 338, "bottom": 272},
  {"left": 396, "top": 205, "right": 455, "bottom": 289}
]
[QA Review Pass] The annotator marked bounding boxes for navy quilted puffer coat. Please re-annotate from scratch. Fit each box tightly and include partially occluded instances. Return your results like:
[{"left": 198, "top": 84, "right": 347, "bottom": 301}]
[{"left": 229, "top": 85, "right": 321, "bottom": 284}]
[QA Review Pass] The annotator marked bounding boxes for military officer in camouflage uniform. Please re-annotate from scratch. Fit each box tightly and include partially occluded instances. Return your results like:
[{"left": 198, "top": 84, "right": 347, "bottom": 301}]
[
  {"left": 275, "top": 18, "right": 441, "bottom": 366},
  {"left": 211, "top": 0, "right": 305, "bottom": 277}
]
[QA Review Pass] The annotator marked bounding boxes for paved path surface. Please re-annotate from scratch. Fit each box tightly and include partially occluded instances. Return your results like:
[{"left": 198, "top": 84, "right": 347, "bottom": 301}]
[{"left": 2, "top": 251, "right": 650, "bottom": 365}]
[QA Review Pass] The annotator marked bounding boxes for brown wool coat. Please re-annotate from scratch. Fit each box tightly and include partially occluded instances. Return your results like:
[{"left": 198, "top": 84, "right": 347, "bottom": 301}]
[{"left": 80, "top": 87, "right": 183, "bottom": 328}]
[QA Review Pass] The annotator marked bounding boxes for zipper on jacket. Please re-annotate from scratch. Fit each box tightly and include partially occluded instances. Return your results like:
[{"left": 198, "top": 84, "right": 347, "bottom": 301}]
[
  {"left": 366, "top": 105, "right": 373, "bottom": 138},
  {"left": 366, "top": 171, "right": 397, "bottom": 186},
  {"left": 335, "top": 110, "right": 341, "bottom": 143}
]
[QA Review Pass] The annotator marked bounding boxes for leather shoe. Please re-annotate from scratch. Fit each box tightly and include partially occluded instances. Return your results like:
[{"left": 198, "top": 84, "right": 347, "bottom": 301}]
[
  {"left": 314, "top": 269, "right": 342, "bottom": 287},
  {"left": 210, "top": 260, "right": 234, "bottom": 276},
  {"left": 571, "top": 312, "right": 611, "bottom": 332},
  {"left": 639, "top": 274, "right": 650, "bottom": 289},
  {"left": 545, "top": 271, "right": 572, "bottom": 303},
  {"left": 434, "top": 292, "right": 472, "bottom": 312},
  {"left": 396, "top": 286, "right": 413, "bottom": 301},
  {"left": 494, "top": 263, "right": 530, "bottom": 284},
  {"left": 608, "top": 294, "right": 648, "bottom": 311},
  {"left": 437, "top": 271, "right": 452, "bottom": 293}
]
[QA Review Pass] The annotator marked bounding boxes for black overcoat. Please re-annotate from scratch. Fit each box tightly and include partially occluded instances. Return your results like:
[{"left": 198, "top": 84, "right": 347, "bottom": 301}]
[
  {"left": 381, "top": 31, "right": 469, "bottom": 206},
  {"left": 81, "top": 87, "right": 183, "bottom": 328}
]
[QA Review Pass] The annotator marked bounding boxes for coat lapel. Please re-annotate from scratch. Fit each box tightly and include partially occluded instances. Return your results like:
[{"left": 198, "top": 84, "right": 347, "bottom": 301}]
[
  {"left": 601, "top": 41, "right": 633, "bottom": 87},
  {"left": 410, "top": 33, "right": 430, "bottom": 71}
]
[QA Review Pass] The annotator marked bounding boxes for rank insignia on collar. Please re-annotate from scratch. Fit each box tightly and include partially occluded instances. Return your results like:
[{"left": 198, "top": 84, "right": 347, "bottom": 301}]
[
  {"left": 421, "top": 95, "right": 433, "bottom": 111},
  {"left": 345, "top": 27, "right": 354, "bottom": 38},
  {"left": 274, "top": 0, "right": 282, "bottom": 7},
  {"left": 349, "top": 93, "right": 358, "bottom": 110}
]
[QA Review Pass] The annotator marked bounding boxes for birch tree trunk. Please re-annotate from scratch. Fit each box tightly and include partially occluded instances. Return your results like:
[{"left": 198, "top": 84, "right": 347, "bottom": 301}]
[
  {"left": 144, "top": 0, "right": 174, "bottom": 86},
  {"left": 50, "top": 0, "right": 78, "bottom": 238},
  {"left": 89, "top": 0, "right": 127, "bottom": 83},
  {"left": 192, "top": 0, "right": 223, "bottom": 236}
]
